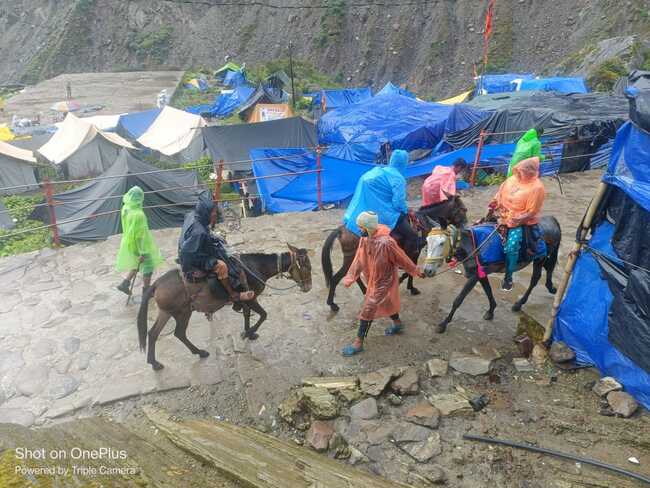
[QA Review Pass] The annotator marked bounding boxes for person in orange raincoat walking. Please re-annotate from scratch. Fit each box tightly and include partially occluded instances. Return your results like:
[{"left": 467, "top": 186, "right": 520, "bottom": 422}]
[{"left": 341, "top": 211, "right": 425, "bottom": 356}]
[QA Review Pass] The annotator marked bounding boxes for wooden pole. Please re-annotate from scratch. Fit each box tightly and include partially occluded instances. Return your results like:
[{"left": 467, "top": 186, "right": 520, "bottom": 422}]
[
  {"left": 543, "top": 182, "right": 609, "bottom": 341},
  {"left": 316, "top": 146, "right": 323, "bottom": 210},
  {"left": 214, "top": 159, "right": 224, "bottom": 202},
  {"left": 43, "top": 177, "right": 60, "bottom": 247},
  {"left": 469, "top": 130, "right": 487, "bottom": 186}
]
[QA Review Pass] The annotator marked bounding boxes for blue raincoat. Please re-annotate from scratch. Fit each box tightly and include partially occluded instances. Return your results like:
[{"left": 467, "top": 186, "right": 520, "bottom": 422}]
[{"left": 343, "top": 150, "right": 409, "bottom": 235}]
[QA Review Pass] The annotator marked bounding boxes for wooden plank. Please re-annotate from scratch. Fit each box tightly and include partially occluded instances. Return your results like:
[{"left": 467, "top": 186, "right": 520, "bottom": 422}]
[
  {"left": 143, "top": 406, "right": 414, "bottom": 488},
  {"left": 301, "top": 376, "right": 359, "bottom": 391}
]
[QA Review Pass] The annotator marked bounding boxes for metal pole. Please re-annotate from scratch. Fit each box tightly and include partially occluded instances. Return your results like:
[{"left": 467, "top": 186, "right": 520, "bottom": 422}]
[
  {"left": 288, "top": 40, "right": 296, "bottom": 109},
  {"left": 43, "top": 177, "right": 60, "bottom": 247},
  {"left": 316, "top": 146, "right": 323, "bottom": 210},
  {"left": 469, "top": 130, "right": 487, "bottom": 186},
  {"left": 214, "top": 160, "right": 224, "bottom": 202}
]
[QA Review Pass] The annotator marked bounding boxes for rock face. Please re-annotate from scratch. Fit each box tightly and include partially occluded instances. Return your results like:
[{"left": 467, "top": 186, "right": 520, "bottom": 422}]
[
  {"left": 405, "top": 403, "right": 440, "bottom": 429},
  {"left": 390, "top": 367, "right": 419, "bottom": 395},
  {"left": 593, "top": 377, "right": 622, "bottom": 397},
  {"left": 14, "top": 364, "right": 50, "bottom": 397},
  {"left": 607, "top": 391, "right": 638, "bottom": 418},
  {"left": 549, "top": 341, "right": 575, "bottom": 363},
  {"left": 426, "top": 358, "right": 448, "bottom": 378},
  {"left": 449, "top": 352, "right": 492, "bottom": 376},
  {"left": 427, "top": 393, "right": 472, "bottom": 416},
  {"left": 350, "top": 398, "right": 379, "bottom": 420},
  {"left": 306, "top": 421, "right": 335, "bottom": 452}
]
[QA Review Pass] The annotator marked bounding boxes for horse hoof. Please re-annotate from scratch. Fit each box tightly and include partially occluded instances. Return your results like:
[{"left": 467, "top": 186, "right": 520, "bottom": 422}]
[
  {"left": 248, "top": 332, "right": 259, "bottom": 341},
  {"left": 435, "top": 322, "right": 448, "bottom": 334},
  {"left": 329, "top": 303, "right": 340, "bottom": 313},
  {"left": 547, "top": 286, "right": 557, "bottom": 295},
  {"left": 151, "top": 361, "right": 164, "bottom": 371},
  {"left": 511, "top": 303, "right": 522, "bottom": 312},
  {"left": 410, "top": 287, "right": 421, "bottom": 296},
  {"left": 197, "top": 349, "right": 209, "bottom": 358},
  {"left": 483, "top": 311, "right": 494, "bottom": 321}
]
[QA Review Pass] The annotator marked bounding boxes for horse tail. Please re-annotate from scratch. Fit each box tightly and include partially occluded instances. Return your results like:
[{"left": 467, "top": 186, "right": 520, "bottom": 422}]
[
  {"left": 322, "top": 227, "right": 341, "bottom": 288},
  {"left": 137, "top": 281, "right": 156, "bottom": 352}
]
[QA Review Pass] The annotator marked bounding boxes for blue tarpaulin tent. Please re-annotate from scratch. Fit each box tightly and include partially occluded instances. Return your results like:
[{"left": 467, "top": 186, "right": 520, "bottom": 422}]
[
  {"left": 116, "top": 108, "right": 162, "bottom": 140},
  {"left": 475, "top": 73, "right": 534, "bottom": 95},
  {"left": 308, "top": 87, "right": 373, "bottom": 111},
  {"left": 376, "top": 82, "right": 416, "bottom": 99},
  {"left": 554, "top": 121, "right": 650, "bottom": 409},
  {"left": 223, "top": 70, "right": 247, "bottom": 87},
  {"left": 186, "top": 85, "right": 255, "bottom": 118},
  {"left": 318, "top": 94, "right": 455, "bottom": 162},
  {"left": 519, "top": 77, "right": 588, "bottom": 94}
]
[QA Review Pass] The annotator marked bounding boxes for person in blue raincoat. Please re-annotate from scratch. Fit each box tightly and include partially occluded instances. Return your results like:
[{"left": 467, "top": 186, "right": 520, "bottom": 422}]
[{"left": 343, "top": 149, "right": 418, "bottom": 258}]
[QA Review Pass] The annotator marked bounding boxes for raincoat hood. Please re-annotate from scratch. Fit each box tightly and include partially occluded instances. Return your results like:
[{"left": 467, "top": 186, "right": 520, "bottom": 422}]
[
  {"left": 513, "top": 157, "right": 540, "bottom": 183},
  {"left": 122, "top": 186, "right": 144, "bottom": 210},
  {"left": 195, "top": 192, "right": 215, "bottom": 226},
  {"left": 521, "top": 128, "right": 538, "bottom": 142},
  {"left": 389, "top": 149, "right": 409, "bottom": 175}
]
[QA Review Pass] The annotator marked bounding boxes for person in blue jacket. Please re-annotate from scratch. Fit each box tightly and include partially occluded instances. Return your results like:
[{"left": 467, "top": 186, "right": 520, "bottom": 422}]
[{"left": 343, "top": 149, "right": 418, "bottom": 258}]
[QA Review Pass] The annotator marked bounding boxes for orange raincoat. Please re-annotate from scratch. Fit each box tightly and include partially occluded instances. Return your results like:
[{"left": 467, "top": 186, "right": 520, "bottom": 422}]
[
  {"left": 494, "top": 157, "right": 545, "bottom": 228},
  {"left": 343, "top": 225, "right": 420, "bottom": 320},
  {"left": 422, "top": 166, "right": 457, "bottom": 206}
]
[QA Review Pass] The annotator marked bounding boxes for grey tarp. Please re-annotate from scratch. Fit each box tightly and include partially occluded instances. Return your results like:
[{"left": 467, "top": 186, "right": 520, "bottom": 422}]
[
  {"left": 0, "top": 201, "right": 15, "bottom": 230},
  {"left": 202, "top": 116, "right": 317, "bottom": 172},
  {"left": 47, "top": 149, "right": 203, "bottom": 244},
  {"left": 614, "top": 70, "right": 650, "bottom": 95},
  {"left": 237, "top": 84, "right": 288, "bottom": 121},
  {"left": 0, "top": 141, "right": 39, "bottom": 195}
]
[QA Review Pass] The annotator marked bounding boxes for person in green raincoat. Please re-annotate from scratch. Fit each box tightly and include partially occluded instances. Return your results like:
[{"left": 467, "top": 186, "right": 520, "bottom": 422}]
[
  {"left": 507, "top": 126, "right": 544, "bottom": 177},
  {"left": 115, "top": 186, "right": 163, "bottom": 296}
]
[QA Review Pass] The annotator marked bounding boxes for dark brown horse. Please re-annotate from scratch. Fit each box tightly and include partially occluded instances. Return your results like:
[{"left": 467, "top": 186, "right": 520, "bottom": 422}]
[
  {"left": 321, "top": 197, "right": 468, "bottom": 312},
  {"left": 137, "top": 244, "right": 312, "bottom": 370}
]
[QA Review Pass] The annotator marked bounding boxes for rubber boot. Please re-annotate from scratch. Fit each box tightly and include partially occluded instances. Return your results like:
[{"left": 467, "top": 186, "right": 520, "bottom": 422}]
[{"left": 116, "top": 279, "right": 131, "bottom": 295}]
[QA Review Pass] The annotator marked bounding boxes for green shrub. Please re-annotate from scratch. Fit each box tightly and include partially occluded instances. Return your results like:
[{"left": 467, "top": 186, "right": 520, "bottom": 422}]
[
  {"left": 0, "top": 195, "right": 51, "bottom": 257},
  {"left": 588, "top": 58, "right": 628, "bottom": 92}
]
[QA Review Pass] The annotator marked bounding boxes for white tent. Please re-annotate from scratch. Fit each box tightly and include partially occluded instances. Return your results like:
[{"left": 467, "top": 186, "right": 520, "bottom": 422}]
[
  {"left": 0, "top": 140, "right": 38, "bottom": 194},
  {"left": 74, "top": 114, "right": 123, "bottom": 132},
  {"left": 137, "top": 106, "right": 206, "bottom": 162},
  {"left": 37, "top": 113, "right": 136, "bottom": 179}
]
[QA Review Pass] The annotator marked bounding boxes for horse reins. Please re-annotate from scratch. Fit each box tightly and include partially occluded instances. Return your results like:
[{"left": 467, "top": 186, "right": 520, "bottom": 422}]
[{"left": 232, "top": 253, "right": 304, "bottom": 292}]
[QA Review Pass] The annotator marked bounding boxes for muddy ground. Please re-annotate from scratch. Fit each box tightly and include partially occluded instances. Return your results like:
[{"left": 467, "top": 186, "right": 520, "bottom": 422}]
[{"left": 1, "top": 169, "right": 649, "bottom": 487}]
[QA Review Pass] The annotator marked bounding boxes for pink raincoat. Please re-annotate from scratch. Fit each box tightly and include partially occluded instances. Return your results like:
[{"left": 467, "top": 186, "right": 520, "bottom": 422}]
[
  {"left": 343, "top": 225, "right": 420, "bottom": 320},
  {"left": 422, "top": 166, "right": 457, "bottom": 206}
]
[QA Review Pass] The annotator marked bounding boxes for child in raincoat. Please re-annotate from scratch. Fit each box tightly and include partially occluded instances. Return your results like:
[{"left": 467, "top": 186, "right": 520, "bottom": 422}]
[
  {"left": 115, "top": 186, "right": 164, "bottom": 296},
  {"left": 341, "top": 211, "right": 424, "bottom": 357}
]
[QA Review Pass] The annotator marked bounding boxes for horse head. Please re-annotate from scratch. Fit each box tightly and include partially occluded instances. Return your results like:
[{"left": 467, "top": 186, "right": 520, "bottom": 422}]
[
  {"left": 286, "top": 243, "right": 313, "bottom": 293},
  {"left": 423, "top": 224, "right": 460, "bottom": 277}
]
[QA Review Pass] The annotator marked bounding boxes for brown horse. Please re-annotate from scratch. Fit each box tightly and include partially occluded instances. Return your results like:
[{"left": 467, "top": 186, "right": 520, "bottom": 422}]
[
  {"left": 321, "top": 197, "right": 468, "bottom": 312},
  {"left": 137, "top": 244, "right": 312, "bottom": 370}
]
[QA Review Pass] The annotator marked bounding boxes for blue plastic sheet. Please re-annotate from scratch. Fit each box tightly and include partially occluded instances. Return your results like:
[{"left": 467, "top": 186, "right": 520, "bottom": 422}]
[
  {"left": 223, "top": 70, "right": 247, "bottom": 87},
  {"left": 308, "top": 87, "right": 373, "bottom": 111},
  {"left": 519, "top": 77, "right": 588, "bottom": 94},
  {"left": 554, "top": 222, "right": 650, "bottom": 408},
  {"left": 116, "top": 109, "right": 161, "bottom": 140},
  {"left": 475, "top": 73, "right": 534, "bottom": 95},
  {"left": 603, "top": 121, "right": 650, "bottom": 212},
  {"left": 318, "top": 94, "right": 454, "bottom": 162},
  {"left": 376, "top": 82, "right": 416, "bottom": 98},
  {"left": 186, "top": 85, "right": 255, "bottom": 118}
]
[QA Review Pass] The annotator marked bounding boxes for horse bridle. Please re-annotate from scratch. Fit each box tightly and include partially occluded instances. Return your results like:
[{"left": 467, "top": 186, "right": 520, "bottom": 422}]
[
  {"left": 277, "top": 251, "right": 307, "bottom": 287},
  {"left": 424, "top": 225, "right": 459, "bottom": 266}
]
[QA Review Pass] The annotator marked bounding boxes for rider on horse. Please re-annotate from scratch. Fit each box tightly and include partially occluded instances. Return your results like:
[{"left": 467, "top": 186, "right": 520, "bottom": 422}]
[
  {"left": 421, "top": 158, "right": 467, "bottom": 206},
  {"left": 489, "top": 156, "right": 546, "bottom": 291},
  {"left": 178, "top": 192, "right": 254, "bottom": 303},
  {"left": 343, "top": 149, "right": 418, "bottom": 258}
]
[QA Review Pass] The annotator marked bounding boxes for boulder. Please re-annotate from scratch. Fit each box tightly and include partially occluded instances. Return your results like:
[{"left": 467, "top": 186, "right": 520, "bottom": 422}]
[
  {"left": 549, "top": 341, "right": 575, "bottom": 363},
  {"left": 359, "top": 367, "right": 401, "bottom": 396},
  {"left": 607, "top": 391, "right": 638, "bottom": 418},
  {"left": 593, "top": 377, "right": 622, "bottom": 397},
  {"left": 406, "top": 403, "right": 440, "bottom": 429},
  {"left": 426, "top": 358, "right": 448, "bottom": 378},
  {"left": 302, "top": 387, "right": 340, "bottom": 420},
  {"left": 306, "top": 420, "right": 335, "bottom": 452},
  {"left": 390, "top": 367, "right": 419, "bottom": 395},
  {"left": 427, "top": 393, "right": 472, "bottom": 416},
  {"left": 449, "top": 352, "right": 492, "bottom": 376},
  {"left": 350, "top": 397, "right": 378, "bottom": 420},
  {"left": 391, "top": 423, "right": 431, "bottom": 443}
]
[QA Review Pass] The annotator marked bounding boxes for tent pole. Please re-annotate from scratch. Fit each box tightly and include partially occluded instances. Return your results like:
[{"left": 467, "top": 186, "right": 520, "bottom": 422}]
[
  {"left": 288, "top": 40, "right": 296, "bottom": 109},
  {"left": 214, "top": 160, "right": 224, "bottom": 202},
  {"left": 316, "top": 146, "right": 323, "bottom": 210},
  {"left": 543, "top": 182, "right": 609, "bottom": 342},
  {"left": 469, "top": 130, "right": 487, "bottom": 186},
  {"left": 43, "top": 177, "right": 60, "bottom": 247}
]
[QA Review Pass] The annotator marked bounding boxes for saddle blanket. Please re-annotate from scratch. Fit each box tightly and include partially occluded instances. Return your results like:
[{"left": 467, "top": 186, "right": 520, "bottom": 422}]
[{"left": 472, "top": 224, "right": 547, "bottom": 266}]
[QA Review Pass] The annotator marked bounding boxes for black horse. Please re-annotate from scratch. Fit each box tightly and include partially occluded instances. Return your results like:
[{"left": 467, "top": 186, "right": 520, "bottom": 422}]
[
  {"left": 321, "top": 197, "right": 468, "bottom": 312},
  {"left": 423, "top": 216, "right": 561, "bottom": 333}
]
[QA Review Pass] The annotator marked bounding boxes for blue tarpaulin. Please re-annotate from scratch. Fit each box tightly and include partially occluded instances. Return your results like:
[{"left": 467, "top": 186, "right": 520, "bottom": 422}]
[
  {"left": 475, "top": 73, "right": 534, "bottom": 95},
  {"left": 376, "top": 82, "right": 416, "bottom": 99},
  {"left": 186, "top": 85, "right": 255, "bottom": 118},
  {"left": 116, "top": 108, "right": 162, "bottom": 140},
  {"left": 318, "top": 94, "right": 455, "bottom": 162},
  {"left": 519, "top": 77, "right": 588, "bottom": 94},
  {"left": 223, "top": 70, "right": 247, "bottom": 87},
  {"left": 308, "top": 87, "right": 373, "bottom": 111}
]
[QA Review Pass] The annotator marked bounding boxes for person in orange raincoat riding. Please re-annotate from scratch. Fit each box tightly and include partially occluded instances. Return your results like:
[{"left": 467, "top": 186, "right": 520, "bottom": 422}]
[
  {"left": 490, "top": 156, "right": 546, "bottom": 291},
  {"left": 341, "top": 211, "right": 424, "bottom": 356}
]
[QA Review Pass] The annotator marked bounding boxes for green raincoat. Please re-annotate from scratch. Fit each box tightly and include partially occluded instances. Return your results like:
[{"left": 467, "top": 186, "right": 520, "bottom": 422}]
[
  {"left": 507, "top": 128, "right": 543, "bottom": 177},
  {"left": 115, "top": 186, "right": 163, "bottom": 274}
]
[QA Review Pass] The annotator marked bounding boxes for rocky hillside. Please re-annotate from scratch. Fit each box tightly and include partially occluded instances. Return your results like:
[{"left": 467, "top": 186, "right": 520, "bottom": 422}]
[{"left": 1, "top": 0, "right": 649, "bottom": 98}]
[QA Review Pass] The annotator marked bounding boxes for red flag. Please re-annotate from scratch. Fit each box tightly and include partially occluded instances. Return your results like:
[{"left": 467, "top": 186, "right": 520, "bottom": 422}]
[{"left": 484, "top": 0, "right": 495, "bottom": 41}]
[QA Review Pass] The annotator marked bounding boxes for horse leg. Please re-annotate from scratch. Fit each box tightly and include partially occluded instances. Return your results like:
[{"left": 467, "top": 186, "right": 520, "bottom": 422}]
[
  {"left": 512, "top": 260, "right": 543, "bottom": 312},
  {"left": 173, "top": 308, "right": 208, "bottom": 358},
  {"left": 240, "top": 304, "right": 252, "bottom": 339},
  {"left": 356, "top": 278, "right": 367, "bottom": 295},
  {"left": 479, "top": 277, "right": 497, "bottom": 320},
  {"left": 244, "top": 299, "right": 267, "bottom": 340},
  {"left": 544, "top": 245, "right": 559, "bottom": 294},
  {"left": 327, "top": 255, "right": 354, "bottom": 313},
  {"left": 147, "top": 310, "right": 172, "bottom": 371},
  {"left": 436, "top": 276, "right": 479, "bottom": 333}
]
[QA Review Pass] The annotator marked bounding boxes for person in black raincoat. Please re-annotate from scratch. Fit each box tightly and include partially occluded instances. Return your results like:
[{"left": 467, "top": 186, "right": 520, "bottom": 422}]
[{"left": 178, "top": 192, "right": 254, "bottom": 302}]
